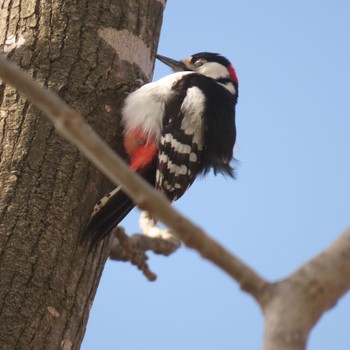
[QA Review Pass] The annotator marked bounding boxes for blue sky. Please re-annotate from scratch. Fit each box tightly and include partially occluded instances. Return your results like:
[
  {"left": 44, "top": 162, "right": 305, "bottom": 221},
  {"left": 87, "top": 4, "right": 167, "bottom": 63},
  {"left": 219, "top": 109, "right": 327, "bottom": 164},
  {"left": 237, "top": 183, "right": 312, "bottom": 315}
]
[{"left": 83, "top": 1, "right": 350, "bottom": 349}]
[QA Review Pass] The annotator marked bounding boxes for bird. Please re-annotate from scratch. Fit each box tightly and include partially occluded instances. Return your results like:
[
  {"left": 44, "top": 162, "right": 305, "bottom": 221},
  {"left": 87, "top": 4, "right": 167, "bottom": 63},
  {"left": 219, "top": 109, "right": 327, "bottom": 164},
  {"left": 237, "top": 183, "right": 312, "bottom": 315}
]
[{"left": 83, "top": 52, "right": 239, "bottom": 245}]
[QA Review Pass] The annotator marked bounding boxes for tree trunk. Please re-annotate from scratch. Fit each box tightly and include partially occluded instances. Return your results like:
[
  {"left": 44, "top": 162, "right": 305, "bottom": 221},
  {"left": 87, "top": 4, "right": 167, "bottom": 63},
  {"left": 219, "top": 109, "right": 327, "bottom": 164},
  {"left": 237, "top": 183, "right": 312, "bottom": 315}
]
[{"left": 0, "top": 0, "right": 164, "bottom": 348}]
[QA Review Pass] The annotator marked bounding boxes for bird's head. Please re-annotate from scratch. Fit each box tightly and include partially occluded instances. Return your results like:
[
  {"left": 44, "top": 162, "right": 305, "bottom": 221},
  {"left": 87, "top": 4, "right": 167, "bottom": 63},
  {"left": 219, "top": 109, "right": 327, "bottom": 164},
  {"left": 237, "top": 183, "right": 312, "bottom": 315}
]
[{"left": 156, "top": 52, "right": 238, "bottom": 86}]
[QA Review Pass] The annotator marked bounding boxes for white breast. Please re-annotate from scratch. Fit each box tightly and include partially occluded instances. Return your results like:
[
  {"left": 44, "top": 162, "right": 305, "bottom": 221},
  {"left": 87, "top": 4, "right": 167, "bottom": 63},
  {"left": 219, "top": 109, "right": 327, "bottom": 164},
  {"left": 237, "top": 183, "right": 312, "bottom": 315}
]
[{"left": 122, "top": 71, "right": 193, "bottom": 141}]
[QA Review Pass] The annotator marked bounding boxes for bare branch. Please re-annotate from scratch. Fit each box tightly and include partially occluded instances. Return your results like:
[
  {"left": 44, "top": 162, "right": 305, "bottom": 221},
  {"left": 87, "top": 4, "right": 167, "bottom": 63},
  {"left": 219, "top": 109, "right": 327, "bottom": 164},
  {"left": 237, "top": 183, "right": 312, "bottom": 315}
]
[
  {"left": 263, "top": 227, "right": 350, "bottom": 350},
  {"left": 0, "top": 54, "right": 268, "bottom": 299},
  {"left": 292, "top": 227, "right": 350, "bottom": 320}
]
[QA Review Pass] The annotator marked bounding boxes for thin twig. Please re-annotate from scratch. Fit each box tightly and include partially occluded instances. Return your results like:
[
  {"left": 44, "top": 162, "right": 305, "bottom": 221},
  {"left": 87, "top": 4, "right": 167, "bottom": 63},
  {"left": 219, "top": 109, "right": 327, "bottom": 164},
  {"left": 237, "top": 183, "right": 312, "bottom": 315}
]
[
  {"left": 109, "top": 226, "right": 181, "bottom": 281},
  {"left": 0, "top": 54, "right": 268, "bottom": 300},
  {"left": 110, "top": 227, "right": 157, "bottom": 281},
  {"left": 115, "top": 233, "right": 181, "bottom": 256}
]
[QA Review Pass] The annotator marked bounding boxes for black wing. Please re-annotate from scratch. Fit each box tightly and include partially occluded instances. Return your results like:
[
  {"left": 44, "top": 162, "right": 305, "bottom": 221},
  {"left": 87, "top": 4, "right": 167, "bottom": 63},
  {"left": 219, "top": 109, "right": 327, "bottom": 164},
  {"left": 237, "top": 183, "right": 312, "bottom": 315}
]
[
  {"left": 82, "top": 187, "right": 135, "bottom": 245},
  {"left": 83, "top": 162, "right": 157, "bottom": 244},
  {"left": 155, "top": 75, "right": 206, "bottom": 202},
  {"left": 155, "top": 73, "right": 237, "bottom": 201}
]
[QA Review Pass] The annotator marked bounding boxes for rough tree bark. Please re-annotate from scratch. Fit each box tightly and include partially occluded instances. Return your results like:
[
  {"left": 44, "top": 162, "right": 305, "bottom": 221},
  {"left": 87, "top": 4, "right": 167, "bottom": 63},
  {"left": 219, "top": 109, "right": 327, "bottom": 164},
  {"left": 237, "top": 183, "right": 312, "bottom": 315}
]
[{"left": 0, "top": 0, "right": 165, "bottom": 349}]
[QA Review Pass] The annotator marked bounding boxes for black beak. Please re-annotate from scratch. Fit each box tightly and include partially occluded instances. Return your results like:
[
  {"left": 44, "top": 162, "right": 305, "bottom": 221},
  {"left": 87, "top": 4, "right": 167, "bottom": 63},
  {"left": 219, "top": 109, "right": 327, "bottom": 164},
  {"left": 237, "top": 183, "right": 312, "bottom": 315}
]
[{"left": 156, "top": 54, "right": 188, "bottom": 72}]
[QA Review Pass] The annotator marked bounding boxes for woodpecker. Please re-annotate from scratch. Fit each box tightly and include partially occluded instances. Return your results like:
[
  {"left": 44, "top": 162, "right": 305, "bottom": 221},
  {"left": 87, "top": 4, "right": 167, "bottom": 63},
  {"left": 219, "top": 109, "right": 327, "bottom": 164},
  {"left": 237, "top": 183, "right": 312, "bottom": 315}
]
[{"left": 84, "top": 52, "right": 239, "bottom": 244}]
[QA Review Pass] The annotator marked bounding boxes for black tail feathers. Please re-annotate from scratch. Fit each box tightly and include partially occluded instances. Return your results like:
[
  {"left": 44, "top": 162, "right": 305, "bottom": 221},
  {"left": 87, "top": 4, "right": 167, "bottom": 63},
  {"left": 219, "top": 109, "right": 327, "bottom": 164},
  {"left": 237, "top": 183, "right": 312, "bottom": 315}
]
[{"left": 82, "top": 187, "right": 135, "bottom": 246}]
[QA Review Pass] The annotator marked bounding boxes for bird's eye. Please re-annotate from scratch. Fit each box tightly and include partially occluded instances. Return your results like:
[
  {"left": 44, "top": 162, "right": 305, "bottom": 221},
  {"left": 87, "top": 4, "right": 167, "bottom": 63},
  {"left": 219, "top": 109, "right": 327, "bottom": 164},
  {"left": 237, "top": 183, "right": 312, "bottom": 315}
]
[{"left": 194, "top": 60, "right": 205, "bottom": 68}]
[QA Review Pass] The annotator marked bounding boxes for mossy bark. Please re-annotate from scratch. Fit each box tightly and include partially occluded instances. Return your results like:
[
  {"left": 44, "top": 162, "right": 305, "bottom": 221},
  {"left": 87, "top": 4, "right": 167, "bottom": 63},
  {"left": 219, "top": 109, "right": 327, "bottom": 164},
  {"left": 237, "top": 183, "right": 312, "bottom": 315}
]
[{"left": 0, "top": 0, "right": 164, "bottom": 348}]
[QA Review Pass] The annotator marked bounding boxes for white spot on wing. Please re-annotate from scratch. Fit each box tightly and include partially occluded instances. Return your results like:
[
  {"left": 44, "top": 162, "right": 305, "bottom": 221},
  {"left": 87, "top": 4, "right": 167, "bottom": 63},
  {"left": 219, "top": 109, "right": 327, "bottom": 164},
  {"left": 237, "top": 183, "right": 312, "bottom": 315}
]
[
  {"left": 163, "top": 133, "right": 191, "bottom": 154},
  {"left": 158, "top": 152, "right": 168, "bottom": 163},
  {"left": 189, "top": 152, "right": 197, "bottom": 162},
  {"left": 180, "top": 86, "right": 205, "bottom": 148},
  {"left": 179, "top": 164, "right": 188, "bottom": 175},
  {"left": 91, "top": 186, "right": 121, "bottom": 217},
  {"left": 158, "top": 152, "right": 189, "bottom": 176}
]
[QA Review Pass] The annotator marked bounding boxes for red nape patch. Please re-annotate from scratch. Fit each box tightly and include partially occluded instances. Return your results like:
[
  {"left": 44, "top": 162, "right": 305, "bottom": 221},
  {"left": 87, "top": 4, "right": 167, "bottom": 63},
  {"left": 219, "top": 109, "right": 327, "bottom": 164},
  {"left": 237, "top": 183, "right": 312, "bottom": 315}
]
[
  {"left": 228, "top": 65, "right": 239, "bottom": 84},
  {"left": 123, "top": 129, "right": 158, "bottom": 171}
]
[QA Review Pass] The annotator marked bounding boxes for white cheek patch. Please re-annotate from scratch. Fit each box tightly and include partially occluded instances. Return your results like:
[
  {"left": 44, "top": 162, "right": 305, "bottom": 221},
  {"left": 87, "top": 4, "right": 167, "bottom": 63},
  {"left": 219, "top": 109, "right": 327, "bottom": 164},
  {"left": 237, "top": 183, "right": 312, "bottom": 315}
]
[{"left": 197, "top": 62, "right": 230, "bottom": 80}]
